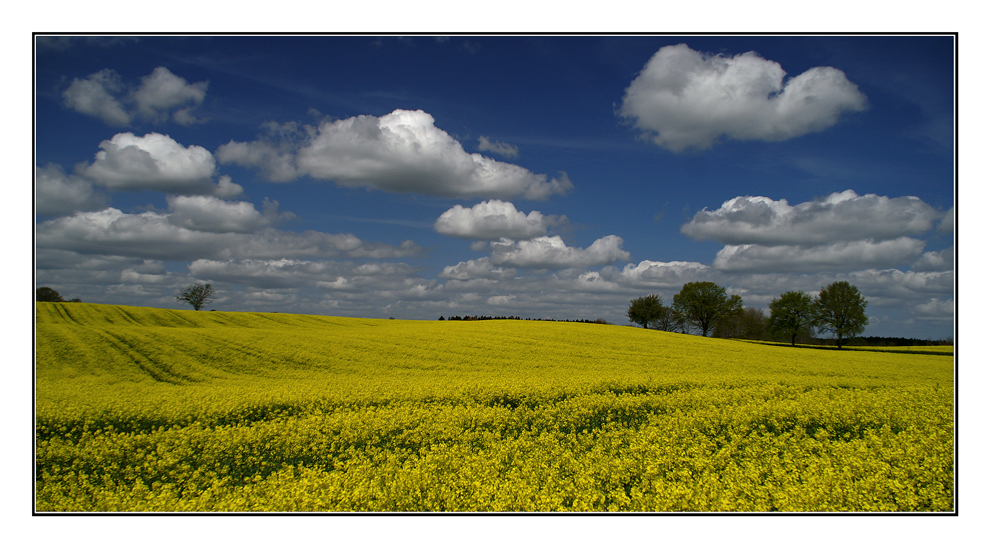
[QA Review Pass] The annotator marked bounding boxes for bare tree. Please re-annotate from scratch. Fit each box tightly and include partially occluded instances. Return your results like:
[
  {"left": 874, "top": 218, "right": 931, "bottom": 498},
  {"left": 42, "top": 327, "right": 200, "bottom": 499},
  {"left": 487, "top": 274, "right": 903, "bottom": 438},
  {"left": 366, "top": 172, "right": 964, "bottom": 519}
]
[{"left": 650, "top": 305, "right": 684, "bottom": 332}]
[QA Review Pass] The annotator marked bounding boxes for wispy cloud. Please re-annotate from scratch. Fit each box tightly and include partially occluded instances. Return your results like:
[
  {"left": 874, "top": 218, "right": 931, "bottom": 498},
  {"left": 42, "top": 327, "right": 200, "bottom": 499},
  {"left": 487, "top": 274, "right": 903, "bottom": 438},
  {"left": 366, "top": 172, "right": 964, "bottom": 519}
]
[{"left": 477, "top": 136, "right": 520, "bottom": 158}]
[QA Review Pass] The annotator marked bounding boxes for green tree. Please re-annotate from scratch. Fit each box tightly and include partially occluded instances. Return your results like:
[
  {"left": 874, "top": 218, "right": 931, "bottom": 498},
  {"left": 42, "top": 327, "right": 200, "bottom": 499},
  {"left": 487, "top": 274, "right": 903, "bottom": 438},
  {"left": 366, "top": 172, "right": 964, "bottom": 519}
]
[
  {"left": 176, "top": 283, "right": 215, "bottom": 311},
  {"left": 715, "top": 306, "right": 767, "bottom": 340},
  {"left": 814, "top": 281, "right": 868, "bottom": 349},
  {"left": 36, "top": 287, "right": 65, "bottom": 302},
  {"left": 627, "top": 294, "right": 664, "bottom": 328},
  {"left": 768, "top": 291, "right": 816, "bottom": 346},
  {"left": 672, "top": 281, "right": 738, "bottom": 337},
  {"left": 712, "top": 294, "right": 745, "bottom": 338}
]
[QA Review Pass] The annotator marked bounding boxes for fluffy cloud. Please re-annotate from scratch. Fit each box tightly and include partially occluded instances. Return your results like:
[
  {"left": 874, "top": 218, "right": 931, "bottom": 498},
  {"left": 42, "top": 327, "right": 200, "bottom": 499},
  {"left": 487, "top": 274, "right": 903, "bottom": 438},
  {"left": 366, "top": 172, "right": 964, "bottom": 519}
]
[
  {"left": 62, "top": 69, "right": 130, "bottom": 126},
  {"left": 489, "top": 235, "right": 630, "bottom": 269},
  {"left": 219, "top": 110, "right": 572, "bottom": 199},
  {"left": 62, "top": 67, "right": 208, "bottom": 126},
  {"left": 487, "top": 295, "right": 516, "bottom": 306},
  {"left": 36, "top": 164, "right": 108, "bottom": 216},
  {"left": 619, "top": 44, "right": 868, "bottom": 151},
  {"left": 214, "top": 121, "right": 312, "bottom": 182},
  {"left": 165, "top": 195, "right": 271, "bottom": 233},
  {"left": 36, "top": 207, "right": 422, "bottom": 262},
  {"left": 912, "top": 246, "right": 954, "bottom": 272},
  {"left": 682, "top": 190, "right": 941, "bottom": 246},
  {"left": 132, "top": 67, "right": 208, "bottom": 125},
  {"left": 189, "top": 258, "right": 339, "bottom": 289},
  {"left": 608, "top": 260, "right": 713, "bottom": 289},
  {"left": 77, "top": 132, "right": 241, "bottom": 197},
  {"left": 712, "top": 237, "right": 927, "bottom": 273},
  {"left": 34, "top": 250, "right": 197, "bottom": 307},
  {"left": 682, "top": 190, "right": 945, "bottom": 274},
  {"left": 188, "top": 259, "right": 442, "bottom": 309},
  {"left": 438, "top": 257, "right": 517, "bottom": 281},
  {"left": 915, "top": 298, "right": 954, "bottom": 319},
  {"left": 937, "top": 207, "right": 954, "bottom": 234},
  {"left": 845, "top": 268, "right": 954, "bottom": 301},
  {"left": 433, "top": 200, "right": 566, "bottom": 240},
  {"left": 214, "top": 140, "right": 300, "bottom": 183}
]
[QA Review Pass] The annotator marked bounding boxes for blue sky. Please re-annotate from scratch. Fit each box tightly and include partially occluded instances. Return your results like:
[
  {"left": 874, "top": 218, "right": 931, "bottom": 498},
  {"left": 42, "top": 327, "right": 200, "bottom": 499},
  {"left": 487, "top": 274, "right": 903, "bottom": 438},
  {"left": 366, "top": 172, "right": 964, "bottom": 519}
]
[{"left": 34, "top": 35, "right": 955, "bottom": 338}]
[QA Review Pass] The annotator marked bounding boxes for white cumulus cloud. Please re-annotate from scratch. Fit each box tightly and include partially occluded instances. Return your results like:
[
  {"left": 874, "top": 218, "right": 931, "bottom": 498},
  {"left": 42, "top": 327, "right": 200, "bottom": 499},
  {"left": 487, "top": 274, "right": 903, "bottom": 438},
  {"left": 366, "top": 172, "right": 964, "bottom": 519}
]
[
  {"left": 915, "top": 298, "right": 954, "bottom": 319},
  {"left": 489, "top": 235, "right": 630, "bottom": 269},
  {"left": 62, "top": 67, "right": 208, "bottom": 126},
  {"left": 937, "top": 207, "right": 954, "bottom": 234},
  {"left": 683, "top": 190, "right": 945, "bottom": 273},
  {"left": 77, "top": 132, "right": 240, "bottom": 197},
  {"left": 62, "top": 69, "right": 131, "bottom": 126},
  {"left": 165, "top": 195, "right": 271, "bottom": 233},
  {"left": 712, "top": 237, "right": 926, "bottom": 273},
  {"left": 220, "top": 109, "right": 572, "bottom": 200},
  {"left": 36, "top": 164, "right": 108, "bottom": 216},
  {"left": 610, "top": 260, "right": 713, "bottom": 289},
  {"left": 846, "top": 268, "right": 954, "bottom": 300},
  {"left": 36, "top": 207, "right": 423, "bottom": 262},
  {"left": 619, "top": 44, "right": 868, "bottom": 152},
  {"left": 682, "top": 190, "right": 941, "bottom": 246},
  {"left": 189, "top": 258, "right": 326, "bottom": 289},
  {"left": 215, "top": 140, "right": 300, "bottom": 183},
  {"left": 912, "top": 246, "right": 954, "bottom": 272},
  {"left": 434, "top": 199, "right": 566, "bottom": 240},
  {"left": 487, "top": 295, "right": 516, "bottom": 306},
  {"left": 438, "top": 257, "right": 517, "bottom": 281},
  {"left": 132, "top": 67, "right": 208, "bottom": 125}
]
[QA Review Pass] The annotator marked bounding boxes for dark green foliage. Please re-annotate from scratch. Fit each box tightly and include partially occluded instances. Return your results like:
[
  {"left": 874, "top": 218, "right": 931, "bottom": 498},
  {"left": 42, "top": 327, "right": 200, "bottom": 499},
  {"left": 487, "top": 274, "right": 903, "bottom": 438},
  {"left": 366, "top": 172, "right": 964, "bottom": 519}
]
[
  {"left": 627, "top": 294, "right": 664, "bottom": 329},
  {"left": 672, "top": 282, "right": 739, "bottom": 337},
  {"left": 37, "top": 287, "right": 80, "bottom": 303},
  {"left": 768, "top": 291, "right": 816, "bottom": 346},
  {"left": 715, "top": 307, "right": 767, "bottom": 340},
  {"left": 814, "top": 281, "right": 869, "bottom": 349},
  {"left": 36, "top": 287, "right": 65, "bottom": 302}
]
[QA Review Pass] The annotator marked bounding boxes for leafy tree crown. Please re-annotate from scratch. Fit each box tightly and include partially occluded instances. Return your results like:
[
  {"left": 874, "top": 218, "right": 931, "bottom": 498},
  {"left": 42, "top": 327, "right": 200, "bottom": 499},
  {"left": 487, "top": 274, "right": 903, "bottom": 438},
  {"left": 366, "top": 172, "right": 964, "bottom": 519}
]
[
  {"left": 627, "top": 294, "right": 664, "bottom": 328},
  {"left": 814, "top": 281, "right": 868, "bottom": 348}
]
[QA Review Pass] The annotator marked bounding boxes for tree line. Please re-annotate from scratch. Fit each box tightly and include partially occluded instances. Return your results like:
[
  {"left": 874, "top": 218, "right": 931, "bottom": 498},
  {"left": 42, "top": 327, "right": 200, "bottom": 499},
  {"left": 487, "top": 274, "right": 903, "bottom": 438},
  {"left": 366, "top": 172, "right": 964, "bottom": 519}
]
[
  {"left": 440, "top": 315, "right": 610, "bottom": 324},
  {"left": 37, "top": 284, "right": 216, "bottom": 311},
  {"left": 628, "top": 281, "right": 870, "bottom": 349},
  {"left": 40, "top": 281, "right": 897, "bottom": 349},
  {"left": 36, "top": 287, "right": 82, "bottom": 303}
]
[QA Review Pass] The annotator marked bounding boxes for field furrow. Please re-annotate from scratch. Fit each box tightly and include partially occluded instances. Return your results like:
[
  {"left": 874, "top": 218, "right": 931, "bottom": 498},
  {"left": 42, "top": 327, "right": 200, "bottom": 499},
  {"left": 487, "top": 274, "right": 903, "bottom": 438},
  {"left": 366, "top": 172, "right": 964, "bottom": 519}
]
[{"left": 35, "top": 303, "right": 954, "bottom": 513}]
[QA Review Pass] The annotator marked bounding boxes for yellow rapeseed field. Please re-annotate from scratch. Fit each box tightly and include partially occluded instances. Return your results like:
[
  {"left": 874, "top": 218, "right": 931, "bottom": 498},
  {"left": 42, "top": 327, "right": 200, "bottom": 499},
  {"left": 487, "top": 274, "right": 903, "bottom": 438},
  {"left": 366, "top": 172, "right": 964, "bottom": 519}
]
[{"left": 35, "top": 302, "right": 954, "bottom": 512}]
